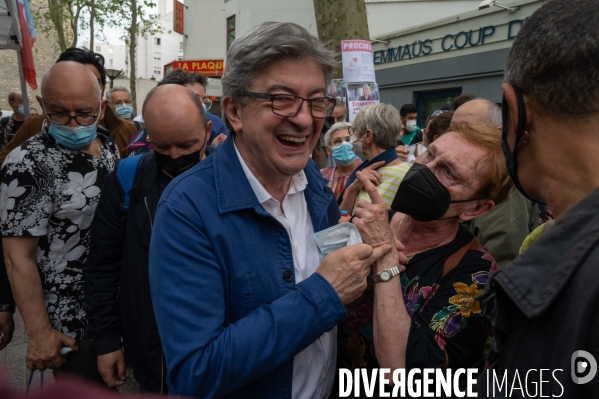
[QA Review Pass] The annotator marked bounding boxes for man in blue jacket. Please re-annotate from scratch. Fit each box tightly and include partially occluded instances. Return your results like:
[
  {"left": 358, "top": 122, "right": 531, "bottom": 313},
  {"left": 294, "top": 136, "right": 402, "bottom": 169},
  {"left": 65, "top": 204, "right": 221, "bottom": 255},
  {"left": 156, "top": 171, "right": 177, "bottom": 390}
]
[{"left": 148, "top": 22, "right": 391, "bottom": 399}]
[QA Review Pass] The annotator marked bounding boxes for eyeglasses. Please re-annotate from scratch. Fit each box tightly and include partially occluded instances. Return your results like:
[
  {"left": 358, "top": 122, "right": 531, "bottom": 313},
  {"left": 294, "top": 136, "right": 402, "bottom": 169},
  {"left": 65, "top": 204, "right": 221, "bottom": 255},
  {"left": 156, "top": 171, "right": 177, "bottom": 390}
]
[
  {"left": 42, "top": 100, "right": 101, "bottom": 126},
  {"left": 421, "top": 150, "right": 477, "bottom": 190},
  {"left": 240, "top": 91, "right": 336, "bottom": 119}
]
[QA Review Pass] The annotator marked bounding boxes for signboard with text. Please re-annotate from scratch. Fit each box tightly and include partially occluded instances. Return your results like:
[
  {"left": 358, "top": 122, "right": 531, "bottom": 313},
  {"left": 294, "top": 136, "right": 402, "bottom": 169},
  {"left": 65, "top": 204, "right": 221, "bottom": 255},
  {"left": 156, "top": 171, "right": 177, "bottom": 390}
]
[
  {"left": 174, "top": 0, "right": 184, "bottom": 35},
  {"left": 171, "top": 60, "right": 224, "bottom": 76},
  {"left": 341, "top": 40, "right": 376, "bottom": 83}
]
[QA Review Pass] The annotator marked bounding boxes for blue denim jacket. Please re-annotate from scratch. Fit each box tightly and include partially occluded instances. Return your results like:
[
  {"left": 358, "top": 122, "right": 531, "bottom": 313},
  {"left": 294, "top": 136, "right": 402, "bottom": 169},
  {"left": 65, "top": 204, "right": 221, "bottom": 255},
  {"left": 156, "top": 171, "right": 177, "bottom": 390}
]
[{"left": 149, "top": 136, "right": 346, "bottom": 398}]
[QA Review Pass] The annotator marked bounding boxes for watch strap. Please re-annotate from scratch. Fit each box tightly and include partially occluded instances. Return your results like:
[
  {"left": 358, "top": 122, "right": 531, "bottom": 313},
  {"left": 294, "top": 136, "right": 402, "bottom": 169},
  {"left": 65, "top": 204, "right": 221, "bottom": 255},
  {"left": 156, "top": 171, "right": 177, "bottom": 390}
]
[
  {"left": 0, "top": 303, "right": 16, "bottom": 314},
  {"left": 372, "top": 266, "right": 401, "bottom": 284}
]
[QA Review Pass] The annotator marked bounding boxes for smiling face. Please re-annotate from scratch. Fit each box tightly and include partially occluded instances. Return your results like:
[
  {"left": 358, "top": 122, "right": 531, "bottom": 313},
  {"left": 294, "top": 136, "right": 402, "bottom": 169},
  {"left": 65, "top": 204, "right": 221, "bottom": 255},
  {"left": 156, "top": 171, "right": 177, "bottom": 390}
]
[
  {"left": 363, "top": 85, "right": 370, "bottom": 98},
  {"left": 226, "top": 57, "right": 326, "bottom": 184}
]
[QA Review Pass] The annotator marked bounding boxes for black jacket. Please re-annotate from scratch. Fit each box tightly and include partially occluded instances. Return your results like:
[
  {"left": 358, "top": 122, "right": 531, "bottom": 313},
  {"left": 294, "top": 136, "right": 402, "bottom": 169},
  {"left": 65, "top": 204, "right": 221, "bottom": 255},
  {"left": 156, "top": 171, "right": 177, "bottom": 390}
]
[
  {"left": 84, "top": 152, "right": 171, "bottom": 393},
  {"left": 479, "top": 188, "right": 599, "bottom": 398}
]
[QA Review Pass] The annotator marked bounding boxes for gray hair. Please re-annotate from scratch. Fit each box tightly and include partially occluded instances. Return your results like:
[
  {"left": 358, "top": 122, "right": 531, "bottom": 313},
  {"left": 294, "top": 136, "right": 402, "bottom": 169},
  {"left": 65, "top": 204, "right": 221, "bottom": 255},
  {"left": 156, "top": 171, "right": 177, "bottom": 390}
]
[
  {"left": 353, "top": 103, "right": 401, "bottom": 149},
  {"left": 335, "top": 97, "right": 345, "bottom": 107},
  {"left": 481, "top": 99, "right": 502, "bottom": 128},
  {"left": 106, "top": 86, "right": 131, "bottom": 105},
  {"left": 505, "top": 0, "right": 599, "bottom": 117},
  {"left": 324, "top": 122, "right": 352, "bottom": 147},
  {"left": 222, "top": 22, "right": 336, "bottom": 106}
]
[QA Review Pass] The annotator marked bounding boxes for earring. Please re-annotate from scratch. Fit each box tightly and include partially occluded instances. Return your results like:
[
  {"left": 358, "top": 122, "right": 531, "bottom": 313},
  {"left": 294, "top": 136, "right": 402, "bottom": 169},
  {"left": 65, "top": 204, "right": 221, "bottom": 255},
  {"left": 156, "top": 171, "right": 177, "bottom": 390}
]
[{"left": 521, "top": 130, "right": 530, "bottom": 144}]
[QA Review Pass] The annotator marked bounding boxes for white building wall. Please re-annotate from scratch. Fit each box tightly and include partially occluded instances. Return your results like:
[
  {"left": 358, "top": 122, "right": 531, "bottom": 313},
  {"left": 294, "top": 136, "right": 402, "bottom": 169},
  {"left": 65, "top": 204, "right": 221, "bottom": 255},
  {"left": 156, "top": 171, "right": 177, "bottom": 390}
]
[
  {"left": 83, "top": 41, "right": 128, "bottom": 76},
  {"left": 183, "top": 0, "right": 487, "bottom": 62},
  {"left": 365, "top": 0, "right": 484, "bottom": 38},
  {"left": 183, "top": 0, "right": 227, "bottom": 60},
  {"left": 135, "top": 0, "right": 184, "bottom": 79}
]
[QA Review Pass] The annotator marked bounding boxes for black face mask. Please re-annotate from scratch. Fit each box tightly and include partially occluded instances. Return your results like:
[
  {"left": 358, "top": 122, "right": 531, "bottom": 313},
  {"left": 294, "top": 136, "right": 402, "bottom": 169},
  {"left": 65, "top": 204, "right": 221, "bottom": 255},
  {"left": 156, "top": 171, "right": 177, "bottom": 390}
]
[
  {"left": 154, "top": 150, "right": 201, "bottom": 177},
  {"left": 390, "top": 163, "right": 481, "bottom": 222},
  {"left": 501, "top": 84, "right": 543, "bottom": 203}
]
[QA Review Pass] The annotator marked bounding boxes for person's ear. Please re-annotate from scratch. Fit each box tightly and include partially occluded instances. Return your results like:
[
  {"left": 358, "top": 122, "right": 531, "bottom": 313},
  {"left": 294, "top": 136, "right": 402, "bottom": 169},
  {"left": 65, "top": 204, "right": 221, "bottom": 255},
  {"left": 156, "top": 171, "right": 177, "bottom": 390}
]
[
  {"left": 222, "top": 96, "right": 243, "bottom": 134},
  {"left": 326, "top": 145, "right": 332, "bottom": 157},
  {"left": 205, "top": 120, "right": 212, "bottom": 137},
  {"left": 365, "top": 128, "right": 374, "bottom": 143},
  {"left": 98, "top": 99, "right": 108, "bottom": 122},
  {"left": 432, "top": 134, "right": 439, "bottom": 142},
  {"left": 459, "top": 199, "right": 495, "bottom": 221},
  {"left": 35, "top": 95, "right": 44, "bottom": 110}
]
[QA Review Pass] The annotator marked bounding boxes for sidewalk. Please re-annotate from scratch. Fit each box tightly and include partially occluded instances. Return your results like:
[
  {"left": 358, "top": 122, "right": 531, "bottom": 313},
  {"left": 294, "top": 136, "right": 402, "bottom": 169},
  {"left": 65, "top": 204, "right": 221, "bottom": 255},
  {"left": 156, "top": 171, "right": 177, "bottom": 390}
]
[{"left": 0, "top": 311, "right": 140, "bottom": 395}]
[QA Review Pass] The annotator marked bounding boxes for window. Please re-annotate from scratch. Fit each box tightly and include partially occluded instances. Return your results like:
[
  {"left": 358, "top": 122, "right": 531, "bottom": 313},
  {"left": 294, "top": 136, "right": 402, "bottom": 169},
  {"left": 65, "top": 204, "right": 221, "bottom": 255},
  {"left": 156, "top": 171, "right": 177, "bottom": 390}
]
[
  {"left": 416, "top": 89, "right": 462, "bottom": 127},
  {"left": 109, "top": 59, "right": 113, "bottom": 67},
  {"left": 227, "top": 15, "right": 236, "bottom": 50},
  {"left": 180, "top": 42, "right": 184, "bottom": 50},
  {"left": 154, "top": 69, "right": 161, "bottom": 75},
  {"left": 95, "top": 46, "right": 101, "bottom": 52},
  {"left": 154, "top": 38, "right": 161, "bottom": 45},
  {"left": 108, "top": 48, "right": 113, "bottom": 54}
]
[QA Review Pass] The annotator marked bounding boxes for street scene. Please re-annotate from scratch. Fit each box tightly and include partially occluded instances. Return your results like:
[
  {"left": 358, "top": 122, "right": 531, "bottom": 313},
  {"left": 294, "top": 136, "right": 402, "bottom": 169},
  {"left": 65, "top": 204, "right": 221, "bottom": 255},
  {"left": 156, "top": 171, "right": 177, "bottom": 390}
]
[{"left": 0, "top": 0, "right": 598, "bottom": 398}]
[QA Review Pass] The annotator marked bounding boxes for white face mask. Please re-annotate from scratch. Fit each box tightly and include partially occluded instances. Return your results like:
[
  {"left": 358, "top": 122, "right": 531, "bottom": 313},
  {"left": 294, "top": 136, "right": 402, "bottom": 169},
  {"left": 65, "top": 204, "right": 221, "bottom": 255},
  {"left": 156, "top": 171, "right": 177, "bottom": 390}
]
[{"left": 406, "top": 120, "right": 418, "bottom": 133}]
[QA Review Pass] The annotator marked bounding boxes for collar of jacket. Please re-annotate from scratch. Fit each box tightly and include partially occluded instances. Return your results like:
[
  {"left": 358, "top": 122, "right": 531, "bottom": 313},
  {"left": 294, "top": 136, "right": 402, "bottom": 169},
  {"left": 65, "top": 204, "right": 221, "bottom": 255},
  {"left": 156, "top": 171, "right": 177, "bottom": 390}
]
[
  {"left": 492, "top": 187, "right": 599, "bottom": 318},
  {"left": 213, "top": 134, "right": 333, "bottom": 230}
]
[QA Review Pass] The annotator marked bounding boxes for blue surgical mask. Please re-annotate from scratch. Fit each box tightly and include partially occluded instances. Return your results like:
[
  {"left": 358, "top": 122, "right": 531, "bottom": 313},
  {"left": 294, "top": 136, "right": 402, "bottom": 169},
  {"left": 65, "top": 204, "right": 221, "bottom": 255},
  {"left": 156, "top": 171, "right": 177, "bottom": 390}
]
[
  {"left": 202, "top": 103, "right": 207, "bottom": 113},
  {"left": 16, "top": 105, "right": 26, "bottom": 116},
  {"left": 48, "top": 122, "right": 97, "bottom": 150},
  {"left": 332, "top": 141, "right": 357, "bottom": 166},
  {"left": 115, "top": 104, "right": 134, "bottom": 119}
]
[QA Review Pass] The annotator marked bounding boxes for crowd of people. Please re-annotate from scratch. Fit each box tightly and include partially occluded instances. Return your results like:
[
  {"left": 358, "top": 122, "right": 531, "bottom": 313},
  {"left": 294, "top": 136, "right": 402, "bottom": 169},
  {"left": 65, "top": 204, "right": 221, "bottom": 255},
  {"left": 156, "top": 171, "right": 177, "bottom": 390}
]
[{"left": 0, "top": 0, "right": 598, "bottom": 398}]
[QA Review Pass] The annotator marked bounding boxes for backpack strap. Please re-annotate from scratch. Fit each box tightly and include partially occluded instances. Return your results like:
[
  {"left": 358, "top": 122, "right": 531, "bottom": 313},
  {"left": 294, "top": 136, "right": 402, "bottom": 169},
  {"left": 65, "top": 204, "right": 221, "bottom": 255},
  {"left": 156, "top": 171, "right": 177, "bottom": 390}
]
[
  {"left": 116, "top": 154, "right": 143, "bottom": 211},
  {"left": 441, "top": 237, "right": 481, "bottom": 280}
]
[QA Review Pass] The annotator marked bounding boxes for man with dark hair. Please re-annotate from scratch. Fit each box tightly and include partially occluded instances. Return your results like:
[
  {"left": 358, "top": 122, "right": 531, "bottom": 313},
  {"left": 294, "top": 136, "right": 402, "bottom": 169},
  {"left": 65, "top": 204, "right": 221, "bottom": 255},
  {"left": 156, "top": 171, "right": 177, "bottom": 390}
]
[
  {"left": 451, "top": 92, "right": 475, "bottom": 111},
  {"left": 0, "top": 47, "right": 136, "bottom": 163},
  {"left": 159, "top": 68, "right": 229, "bottom": 146},
  {"left": 84, "top": 84, "right": 211, "bottom": 393},
  {"left": 481, "top": 0, "right": 599, "bottom": 396},
  {"left": 0, "top": 92, "right": 27, "bottom": 150},
  {"left": 398, "top": 103, "right": 423, "bottom": 146},
  {"left": 149, "top": 21, "right": 390, "bottom": 398}
]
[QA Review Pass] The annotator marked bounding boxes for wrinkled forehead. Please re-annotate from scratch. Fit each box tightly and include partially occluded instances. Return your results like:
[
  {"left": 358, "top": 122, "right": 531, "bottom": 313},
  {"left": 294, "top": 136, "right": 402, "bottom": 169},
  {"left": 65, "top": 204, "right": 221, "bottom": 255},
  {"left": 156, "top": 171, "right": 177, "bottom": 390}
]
[{"left": 429, "top": 132, "right": 489, "bottom": 173}]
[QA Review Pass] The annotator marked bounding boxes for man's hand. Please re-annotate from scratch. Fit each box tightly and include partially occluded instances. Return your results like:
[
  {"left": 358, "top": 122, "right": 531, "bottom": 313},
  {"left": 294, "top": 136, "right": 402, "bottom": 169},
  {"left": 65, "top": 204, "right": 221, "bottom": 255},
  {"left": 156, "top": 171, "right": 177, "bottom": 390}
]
[
  {"left": 98, "top": 349, "right": 127, "bottom": 387},
  {"left": 0, "top": 311, "right": 15, "bottom": 351},
  {"left": 26, "top": 327, "right": 78, "bottom": 371},
  {"left": 395, "top": 145, "right": 409, "bottom": 162},
  {"left": 211, "top": 133, "right": 227, "bottom": 147},
  {"left": 317, "top": 243, "right": 392, "bottom": 304}
]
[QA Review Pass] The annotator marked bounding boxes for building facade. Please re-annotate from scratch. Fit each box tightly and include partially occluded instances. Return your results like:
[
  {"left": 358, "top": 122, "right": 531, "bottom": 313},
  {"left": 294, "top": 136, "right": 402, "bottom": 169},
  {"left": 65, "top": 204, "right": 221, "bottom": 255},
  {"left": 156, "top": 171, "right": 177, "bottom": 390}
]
[
  {"left": 372, "top": 0, "right": 546, "bottom": 125},
  {"left": 83, "top": 41, "right": 128, "bottom": 75},
  {"left": 0, "top": 0, "right": 61, "bottom": 114}
]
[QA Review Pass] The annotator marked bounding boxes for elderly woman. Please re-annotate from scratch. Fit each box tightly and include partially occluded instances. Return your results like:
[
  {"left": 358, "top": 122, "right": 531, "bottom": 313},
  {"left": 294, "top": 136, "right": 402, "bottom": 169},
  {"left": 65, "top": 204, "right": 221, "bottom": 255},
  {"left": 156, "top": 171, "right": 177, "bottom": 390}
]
[
  {"left": 339, "top": 103, "right": 412, "bottom": 213},
  {"left": 320, "top": 122, "right": 362, "bottom": 199},
  {"left": 337, "top": 123, "right": 512, "bottom": 392}
]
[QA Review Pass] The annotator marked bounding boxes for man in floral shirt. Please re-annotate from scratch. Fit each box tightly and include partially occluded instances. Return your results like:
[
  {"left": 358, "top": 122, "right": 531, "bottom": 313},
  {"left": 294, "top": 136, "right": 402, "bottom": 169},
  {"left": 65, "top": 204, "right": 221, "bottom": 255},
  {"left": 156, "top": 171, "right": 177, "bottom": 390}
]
[{"left": 0, "top": 62, "right": 118, "bottom": 384}]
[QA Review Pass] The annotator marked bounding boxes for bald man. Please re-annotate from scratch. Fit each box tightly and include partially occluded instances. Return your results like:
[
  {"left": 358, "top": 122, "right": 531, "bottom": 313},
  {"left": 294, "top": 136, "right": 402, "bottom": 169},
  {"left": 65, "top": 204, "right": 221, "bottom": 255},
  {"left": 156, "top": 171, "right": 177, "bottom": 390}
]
[
  {"left": 0, "top": 62, "right": 119, "bottom": 383},
  {"left": 83, "top": 84, "right": 211, "bottom": 393},
  {"left": 452, "top": 98, "right": 538, "bottom": 268}
]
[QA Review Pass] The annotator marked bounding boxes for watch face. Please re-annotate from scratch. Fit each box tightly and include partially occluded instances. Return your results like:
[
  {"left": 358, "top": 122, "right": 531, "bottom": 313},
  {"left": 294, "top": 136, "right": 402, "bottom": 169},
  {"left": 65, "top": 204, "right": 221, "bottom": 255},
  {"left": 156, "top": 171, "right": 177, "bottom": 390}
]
[{"left": 380, "top": 271, "right": 391, "bottom": 281}]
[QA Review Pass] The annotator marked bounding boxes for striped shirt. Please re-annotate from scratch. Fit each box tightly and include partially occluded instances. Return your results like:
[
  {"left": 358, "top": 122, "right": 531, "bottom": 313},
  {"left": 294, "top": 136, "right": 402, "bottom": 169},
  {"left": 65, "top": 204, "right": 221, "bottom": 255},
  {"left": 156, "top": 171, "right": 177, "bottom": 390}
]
[{"left": 353, "top": 162, "right": 412, "bottom": 212}]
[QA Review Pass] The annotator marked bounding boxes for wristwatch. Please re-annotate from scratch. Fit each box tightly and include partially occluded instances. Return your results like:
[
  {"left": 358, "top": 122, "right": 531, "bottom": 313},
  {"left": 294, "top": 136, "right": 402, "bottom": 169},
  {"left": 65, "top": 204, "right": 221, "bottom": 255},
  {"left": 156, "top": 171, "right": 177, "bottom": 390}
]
[
  {"left": 0, "top": 303, "right": 15, "bottom": 314},
  {"left": 372, "top": 266, "right": 401, "bottom": 284}
]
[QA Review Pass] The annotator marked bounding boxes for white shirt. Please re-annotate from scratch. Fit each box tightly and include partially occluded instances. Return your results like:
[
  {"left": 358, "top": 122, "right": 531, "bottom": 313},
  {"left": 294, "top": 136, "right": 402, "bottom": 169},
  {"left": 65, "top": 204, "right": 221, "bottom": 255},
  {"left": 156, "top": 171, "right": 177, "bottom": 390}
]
[{"left": 235, "top": 143, "right": 337, "bottom": 399}]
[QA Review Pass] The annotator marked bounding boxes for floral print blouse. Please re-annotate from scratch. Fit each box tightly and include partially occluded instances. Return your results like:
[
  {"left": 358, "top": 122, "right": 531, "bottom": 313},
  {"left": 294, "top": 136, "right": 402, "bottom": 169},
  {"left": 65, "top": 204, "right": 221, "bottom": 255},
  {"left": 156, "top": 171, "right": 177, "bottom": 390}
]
[
  {"left": 0, "top": 129, "right": 119, "bottom": 340},
  {"left": 336, "top": 224, "right": 496, "bottom": 390}
]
